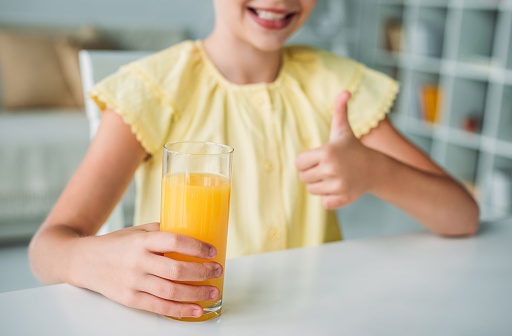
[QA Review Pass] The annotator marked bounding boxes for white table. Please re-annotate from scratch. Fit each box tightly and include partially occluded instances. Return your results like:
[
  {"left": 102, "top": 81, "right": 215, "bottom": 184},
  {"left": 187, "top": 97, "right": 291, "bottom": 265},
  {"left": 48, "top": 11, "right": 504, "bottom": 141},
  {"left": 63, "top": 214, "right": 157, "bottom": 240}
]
[{"left": 1, "top": 219, "right": 512, "bottom": 335}]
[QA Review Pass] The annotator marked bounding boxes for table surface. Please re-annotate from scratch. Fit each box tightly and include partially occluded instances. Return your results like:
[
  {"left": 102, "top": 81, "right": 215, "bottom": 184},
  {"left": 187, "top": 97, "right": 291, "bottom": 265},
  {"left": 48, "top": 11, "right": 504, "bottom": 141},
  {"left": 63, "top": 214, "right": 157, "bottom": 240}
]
[{"left": 1, "top": 219, "right": 512, "bottom": 336}]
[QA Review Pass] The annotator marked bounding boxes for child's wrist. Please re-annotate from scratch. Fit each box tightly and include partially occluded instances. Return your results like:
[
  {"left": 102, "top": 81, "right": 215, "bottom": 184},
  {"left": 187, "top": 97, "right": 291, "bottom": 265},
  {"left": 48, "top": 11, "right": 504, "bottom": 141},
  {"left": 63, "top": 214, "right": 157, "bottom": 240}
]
[
  {"left": 65, "top": 235, "right": 96, "bottom": 289},
  {"left": 365, "top": 149, "right": 391, "bottom": 197}
]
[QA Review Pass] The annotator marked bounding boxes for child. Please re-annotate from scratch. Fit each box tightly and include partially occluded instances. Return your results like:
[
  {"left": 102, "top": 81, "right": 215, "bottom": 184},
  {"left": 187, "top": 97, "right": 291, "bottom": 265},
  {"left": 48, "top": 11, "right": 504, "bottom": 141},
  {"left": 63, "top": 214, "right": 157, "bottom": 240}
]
[{"left": 29, "top": 0, "right": 478, "bottom": 320}]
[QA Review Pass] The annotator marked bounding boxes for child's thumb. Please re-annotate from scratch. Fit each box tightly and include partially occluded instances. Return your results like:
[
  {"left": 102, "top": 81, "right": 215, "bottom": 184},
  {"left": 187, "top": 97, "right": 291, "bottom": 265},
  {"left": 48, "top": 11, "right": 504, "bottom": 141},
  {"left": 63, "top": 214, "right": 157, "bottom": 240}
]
[{"left": 329, "top": 91, "right": 353, "bottom": 142}]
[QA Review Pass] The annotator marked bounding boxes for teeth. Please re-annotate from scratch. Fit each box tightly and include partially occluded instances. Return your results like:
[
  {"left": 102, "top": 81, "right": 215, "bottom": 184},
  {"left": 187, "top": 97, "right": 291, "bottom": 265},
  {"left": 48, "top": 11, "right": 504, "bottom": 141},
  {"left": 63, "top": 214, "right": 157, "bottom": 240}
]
[{"left": 255, "top": 10, "right": 287, "bottom": 20}]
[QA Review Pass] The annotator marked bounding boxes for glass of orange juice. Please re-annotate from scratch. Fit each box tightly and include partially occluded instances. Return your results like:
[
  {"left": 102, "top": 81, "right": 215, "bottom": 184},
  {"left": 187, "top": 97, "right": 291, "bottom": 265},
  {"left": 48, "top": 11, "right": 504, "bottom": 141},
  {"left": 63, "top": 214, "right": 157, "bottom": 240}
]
[{"left": 160, "top": 141, "right": 234, "bottom": 322}]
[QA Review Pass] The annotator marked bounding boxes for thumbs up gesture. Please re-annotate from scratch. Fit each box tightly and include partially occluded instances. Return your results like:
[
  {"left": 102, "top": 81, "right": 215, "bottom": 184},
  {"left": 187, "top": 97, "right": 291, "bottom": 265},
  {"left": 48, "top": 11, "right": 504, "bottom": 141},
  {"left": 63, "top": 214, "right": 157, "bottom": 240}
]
[{"left": 295, "top": 91, "right": 375, "bottom": 210}]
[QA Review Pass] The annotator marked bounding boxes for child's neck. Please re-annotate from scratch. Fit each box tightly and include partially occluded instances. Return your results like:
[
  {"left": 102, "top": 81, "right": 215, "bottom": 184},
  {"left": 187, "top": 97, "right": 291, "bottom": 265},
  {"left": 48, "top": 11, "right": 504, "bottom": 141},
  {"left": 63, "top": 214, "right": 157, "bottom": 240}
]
[{"left": 202, "top": 33, "right": 282, "bottom": 85}]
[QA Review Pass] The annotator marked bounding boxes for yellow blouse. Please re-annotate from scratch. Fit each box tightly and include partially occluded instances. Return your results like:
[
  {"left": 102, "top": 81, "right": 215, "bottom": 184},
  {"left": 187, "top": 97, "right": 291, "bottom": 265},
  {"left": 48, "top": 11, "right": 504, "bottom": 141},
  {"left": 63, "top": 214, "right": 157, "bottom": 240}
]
[{"left": 91, "top": 41, "right": 398, "bottom": 258}]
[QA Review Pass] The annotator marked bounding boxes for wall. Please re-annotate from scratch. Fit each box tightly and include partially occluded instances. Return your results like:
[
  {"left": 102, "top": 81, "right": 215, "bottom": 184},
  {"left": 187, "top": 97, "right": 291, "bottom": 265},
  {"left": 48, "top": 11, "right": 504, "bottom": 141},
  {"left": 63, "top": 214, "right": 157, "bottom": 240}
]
[
  {"left": 0, "top": 0, "right": 215, "bottom": 39},
  {"left": 0, "top": 0, "right": 335, "bottom": 49}
]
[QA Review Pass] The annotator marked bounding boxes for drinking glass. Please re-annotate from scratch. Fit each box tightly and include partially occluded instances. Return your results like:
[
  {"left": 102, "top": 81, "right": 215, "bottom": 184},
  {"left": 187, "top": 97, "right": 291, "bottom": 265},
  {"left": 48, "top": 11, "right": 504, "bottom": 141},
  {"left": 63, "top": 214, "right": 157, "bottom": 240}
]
[{"left": 160, "top": 141, "right": 234, "bottom": 322}]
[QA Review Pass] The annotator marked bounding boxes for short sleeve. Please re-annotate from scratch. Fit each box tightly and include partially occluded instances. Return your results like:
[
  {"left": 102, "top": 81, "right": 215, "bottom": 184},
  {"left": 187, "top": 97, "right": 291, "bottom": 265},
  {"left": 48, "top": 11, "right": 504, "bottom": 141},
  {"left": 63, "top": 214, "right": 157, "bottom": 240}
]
[
  {"left": 89, "top": 63, "right": 175, "bottom": 156},
  {"left": 347, "top": 67, "right": 399, "bottom": 138}
]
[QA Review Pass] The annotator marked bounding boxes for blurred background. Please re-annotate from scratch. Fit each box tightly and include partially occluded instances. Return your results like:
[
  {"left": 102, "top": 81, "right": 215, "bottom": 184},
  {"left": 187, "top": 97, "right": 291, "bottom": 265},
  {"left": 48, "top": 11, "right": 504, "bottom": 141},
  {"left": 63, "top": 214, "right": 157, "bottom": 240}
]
[{"left": 1, "top": 0, "right": 511, "bottom": 292}]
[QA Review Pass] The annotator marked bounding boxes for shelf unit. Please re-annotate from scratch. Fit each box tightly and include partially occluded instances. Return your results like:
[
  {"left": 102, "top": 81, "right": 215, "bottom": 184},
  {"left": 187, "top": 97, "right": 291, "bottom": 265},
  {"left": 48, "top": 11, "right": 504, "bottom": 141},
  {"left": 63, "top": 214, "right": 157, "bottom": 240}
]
[{"left": 341, "top": 0, "right": 512, "bottom": 220}]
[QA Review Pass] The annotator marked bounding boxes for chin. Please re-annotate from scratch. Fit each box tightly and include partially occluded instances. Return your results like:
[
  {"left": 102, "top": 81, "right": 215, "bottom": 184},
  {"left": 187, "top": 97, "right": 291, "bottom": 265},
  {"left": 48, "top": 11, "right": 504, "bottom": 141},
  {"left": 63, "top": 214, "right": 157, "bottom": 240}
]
[
  {"left": 251, "top": 38, "right": 288, "bottom": 52},
  {"left": 245, "top": 30, "right": 295, "bottom": 52}
]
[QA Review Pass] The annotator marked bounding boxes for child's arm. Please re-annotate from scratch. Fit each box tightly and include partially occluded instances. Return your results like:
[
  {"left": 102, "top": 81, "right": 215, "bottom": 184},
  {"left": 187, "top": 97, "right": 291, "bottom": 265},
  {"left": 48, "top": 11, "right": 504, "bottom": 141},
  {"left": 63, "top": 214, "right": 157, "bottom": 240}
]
[
  {"left": 296, "top": 91, "right": 479, "bottom": 237},
  {"left": 29, "top": 110, "right": 222, "bottom": 319}
]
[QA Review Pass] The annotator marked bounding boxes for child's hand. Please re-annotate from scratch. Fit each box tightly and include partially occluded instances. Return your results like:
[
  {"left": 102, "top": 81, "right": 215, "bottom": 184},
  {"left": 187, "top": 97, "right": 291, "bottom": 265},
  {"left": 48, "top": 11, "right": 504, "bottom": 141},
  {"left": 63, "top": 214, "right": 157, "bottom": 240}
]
[
  {"left": 295, "top": 91, "right": 376, "bottom": 210},
  {"left": 75, "top": 222, "right": 222, "bottom": 318}
]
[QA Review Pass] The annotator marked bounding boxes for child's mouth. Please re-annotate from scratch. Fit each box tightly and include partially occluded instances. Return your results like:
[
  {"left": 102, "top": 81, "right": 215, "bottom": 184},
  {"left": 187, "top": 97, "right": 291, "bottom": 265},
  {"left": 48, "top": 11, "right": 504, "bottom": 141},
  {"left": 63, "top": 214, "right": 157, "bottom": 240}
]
[{"left": 247, "top": 7, "right": 297, "bottom": 30}]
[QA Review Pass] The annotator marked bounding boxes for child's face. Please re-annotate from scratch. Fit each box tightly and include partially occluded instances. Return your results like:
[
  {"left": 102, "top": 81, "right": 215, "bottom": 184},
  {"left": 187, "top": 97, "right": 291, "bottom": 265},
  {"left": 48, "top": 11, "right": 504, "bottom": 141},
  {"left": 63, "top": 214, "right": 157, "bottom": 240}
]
[{"left": 213, "top": 0, "right": 317, "bottom": 51}]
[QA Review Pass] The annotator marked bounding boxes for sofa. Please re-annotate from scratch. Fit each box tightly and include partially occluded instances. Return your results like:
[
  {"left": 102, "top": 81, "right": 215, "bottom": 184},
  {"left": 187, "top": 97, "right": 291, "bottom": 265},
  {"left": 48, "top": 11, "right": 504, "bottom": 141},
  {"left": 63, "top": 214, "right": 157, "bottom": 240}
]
[{"left": 0, "top": 24, "right": 188, "bottom": 242}]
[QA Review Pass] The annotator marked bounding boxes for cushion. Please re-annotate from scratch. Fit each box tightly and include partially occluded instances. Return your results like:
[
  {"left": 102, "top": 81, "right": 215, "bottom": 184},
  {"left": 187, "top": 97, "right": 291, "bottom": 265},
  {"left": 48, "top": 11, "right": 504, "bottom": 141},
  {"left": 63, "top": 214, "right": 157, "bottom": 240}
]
[
  {"left": 55, "top": 27, "right": 113, "bottom": 106},
  {"left": 0, "top": 30, "right": 76, "bottom": 109},
  {"left": 0, "top": 27, "right": 111, "bottom": 110}
]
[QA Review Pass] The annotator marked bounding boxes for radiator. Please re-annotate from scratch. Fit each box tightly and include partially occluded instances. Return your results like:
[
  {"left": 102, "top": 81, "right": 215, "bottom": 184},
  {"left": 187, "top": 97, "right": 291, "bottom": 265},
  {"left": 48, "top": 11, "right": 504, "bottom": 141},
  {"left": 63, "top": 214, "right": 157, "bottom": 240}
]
[{"left": 0, "top": 110, "right": 89, "bottom": 241}]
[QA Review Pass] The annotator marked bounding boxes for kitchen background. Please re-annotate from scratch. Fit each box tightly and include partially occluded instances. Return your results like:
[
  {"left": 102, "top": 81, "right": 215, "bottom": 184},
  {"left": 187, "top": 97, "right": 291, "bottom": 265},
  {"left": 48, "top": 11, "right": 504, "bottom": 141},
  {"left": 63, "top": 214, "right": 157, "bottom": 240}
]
[{"left": 1, "top": 0, "right": 511, "bottom": 292}]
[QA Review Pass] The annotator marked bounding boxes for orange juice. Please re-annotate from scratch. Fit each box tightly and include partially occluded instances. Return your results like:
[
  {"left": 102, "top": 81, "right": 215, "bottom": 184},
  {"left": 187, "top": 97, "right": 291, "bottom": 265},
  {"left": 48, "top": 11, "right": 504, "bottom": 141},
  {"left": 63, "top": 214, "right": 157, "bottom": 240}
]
[{"left": 160, "top": 172, "right": 231, "bottom": 321}]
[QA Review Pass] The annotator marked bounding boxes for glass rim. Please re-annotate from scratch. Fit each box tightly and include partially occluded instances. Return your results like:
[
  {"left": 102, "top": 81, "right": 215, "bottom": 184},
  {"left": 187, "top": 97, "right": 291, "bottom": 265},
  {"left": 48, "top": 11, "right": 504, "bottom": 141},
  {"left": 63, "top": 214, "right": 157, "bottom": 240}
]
[{"left": 163, "top": 141, "right": 234, "bottom": 156}]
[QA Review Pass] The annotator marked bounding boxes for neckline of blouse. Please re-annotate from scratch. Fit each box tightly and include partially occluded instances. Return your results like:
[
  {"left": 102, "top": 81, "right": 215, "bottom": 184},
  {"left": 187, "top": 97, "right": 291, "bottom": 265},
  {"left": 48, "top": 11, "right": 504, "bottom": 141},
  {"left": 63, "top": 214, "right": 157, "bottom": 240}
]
[{"left": 194, "top": 40, "right": 288, "bottom": 91}]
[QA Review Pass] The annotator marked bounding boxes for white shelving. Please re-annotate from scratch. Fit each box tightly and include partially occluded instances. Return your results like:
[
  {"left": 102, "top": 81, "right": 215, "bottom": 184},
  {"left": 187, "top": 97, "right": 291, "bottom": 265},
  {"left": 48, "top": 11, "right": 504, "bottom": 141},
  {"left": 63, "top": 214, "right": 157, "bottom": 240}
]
[{"left": 343, "top": 0, "right": 512, "bottom": 220}]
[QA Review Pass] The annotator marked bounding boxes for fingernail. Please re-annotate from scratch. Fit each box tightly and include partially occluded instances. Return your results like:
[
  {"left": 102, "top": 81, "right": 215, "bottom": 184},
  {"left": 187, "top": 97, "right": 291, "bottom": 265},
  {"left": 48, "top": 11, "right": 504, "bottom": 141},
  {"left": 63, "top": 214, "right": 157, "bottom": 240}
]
[
  {"left": 210, "top": 289, "right": 218, "bottom": 300},
  {"left": 209, "top": 246, "right": 217, "bottom": 258},
  {"left": 215, "top": 265, "right": 222, "bottom": 278},
  {"left": 193, "top": 309, "right": 202, "bottom": 317}
]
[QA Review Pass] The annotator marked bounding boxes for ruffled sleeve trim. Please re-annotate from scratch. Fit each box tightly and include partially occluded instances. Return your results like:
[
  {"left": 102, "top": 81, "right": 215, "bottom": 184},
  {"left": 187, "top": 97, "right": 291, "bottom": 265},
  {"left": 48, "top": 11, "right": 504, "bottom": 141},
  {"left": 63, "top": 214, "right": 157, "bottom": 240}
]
[
  {"left": 89, "top": 62, "right": 176, "bottom": 156},
  {"left": 353, "top": 80, "right": 399, "bottom": 138},
  {"left": 90, "top": 87, "right": 159, "bottom": 155},
  {"left": 348, "top": 67, "right": 400, "bottom": 139}
]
